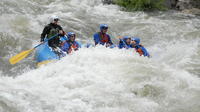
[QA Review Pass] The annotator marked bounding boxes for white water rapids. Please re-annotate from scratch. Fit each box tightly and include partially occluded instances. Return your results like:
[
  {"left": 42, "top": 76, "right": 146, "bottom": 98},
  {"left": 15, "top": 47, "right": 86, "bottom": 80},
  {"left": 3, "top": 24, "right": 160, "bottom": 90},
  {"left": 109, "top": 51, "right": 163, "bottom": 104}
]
[{"left": 0, "top": 0, "right": 200, "bottom": 112}]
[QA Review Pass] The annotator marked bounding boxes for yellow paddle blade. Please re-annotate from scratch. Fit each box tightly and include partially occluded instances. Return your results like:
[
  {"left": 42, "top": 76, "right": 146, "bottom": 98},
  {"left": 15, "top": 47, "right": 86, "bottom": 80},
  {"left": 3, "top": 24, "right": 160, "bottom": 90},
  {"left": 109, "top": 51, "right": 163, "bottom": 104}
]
[{"left": 9, "top": 48, "right": 35, "bottom": 65}]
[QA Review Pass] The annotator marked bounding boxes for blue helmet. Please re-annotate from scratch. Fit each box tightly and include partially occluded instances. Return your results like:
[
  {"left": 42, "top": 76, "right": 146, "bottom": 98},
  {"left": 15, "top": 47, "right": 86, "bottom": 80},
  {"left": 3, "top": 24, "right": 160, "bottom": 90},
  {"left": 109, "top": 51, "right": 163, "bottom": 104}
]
[
  {"left": 122, "top": 36, "right": 131, "bottom": 42},
  {"left": 131, "top": 37, "right": 140, "bottom": 44},
  {"left": 122, "top": 36, "right": 131, "bottom": 45},
  {"left": 123, "top": 36, "right": 131, "bottom": 40},
  {"left": 67, "top": 32, "right": 75, "bottom": 38},
  {"left": 100, "top": 24, "right": 108, "bottom": 30}
]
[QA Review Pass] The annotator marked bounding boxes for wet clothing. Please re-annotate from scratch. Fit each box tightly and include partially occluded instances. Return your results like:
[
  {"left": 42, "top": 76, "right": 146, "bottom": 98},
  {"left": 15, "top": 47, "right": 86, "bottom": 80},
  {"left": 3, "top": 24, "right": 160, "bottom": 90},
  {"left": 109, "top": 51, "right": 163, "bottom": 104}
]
[
  {"left": 118, "top": 37, "right": 133, "bottom": 49},
  {"left": 131, "top": 37, "right": 150, "bottom": 57},
  {"left": 134, "top": 44, "right": 150, "bottom": 57},
  {"left": 119, "top": 37, "right": 150, "bottom": 57},
  {"left": 40, "top": 23, "right": 63, "bottom": 48},
  {"left": 93, "top": 32, "right": 113, "bottom": 46},
  {"left": 61, "top": 40, "right": 81, "bottom": 54}
]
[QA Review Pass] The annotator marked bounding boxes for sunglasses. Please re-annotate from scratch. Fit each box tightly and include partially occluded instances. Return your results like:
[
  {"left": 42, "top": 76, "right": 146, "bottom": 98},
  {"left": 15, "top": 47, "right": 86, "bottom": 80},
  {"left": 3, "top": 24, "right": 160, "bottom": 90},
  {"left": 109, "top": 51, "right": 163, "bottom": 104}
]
[
  {"left": 102, "top": 27, "right": 108, "bottom": 30},
  {"left": 70, "top": 35, "right": 75, "bottom": 38},
  {"left": 54, "top": 19, "right": 59, "bottom": 21}
]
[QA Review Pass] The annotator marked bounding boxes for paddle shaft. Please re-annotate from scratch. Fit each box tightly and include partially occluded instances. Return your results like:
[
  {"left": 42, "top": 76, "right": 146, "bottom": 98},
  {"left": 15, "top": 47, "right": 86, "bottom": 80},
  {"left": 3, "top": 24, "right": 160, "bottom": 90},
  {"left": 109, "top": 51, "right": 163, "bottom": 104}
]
[
  {"left": 9, "top": 34, "right": 59, "bottom": 65},
  {"left": 34, "top": 34, "right": 59, "bottom": 48}
]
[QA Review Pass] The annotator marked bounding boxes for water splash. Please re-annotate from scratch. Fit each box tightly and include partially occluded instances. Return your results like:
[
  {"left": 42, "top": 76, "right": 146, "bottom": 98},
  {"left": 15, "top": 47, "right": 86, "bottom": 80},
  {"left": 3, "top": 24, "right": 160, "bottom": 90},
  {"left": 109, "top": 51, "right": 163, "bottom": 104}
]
[{"left": 0, "top": 0, "right": 200, "bottom": 111}]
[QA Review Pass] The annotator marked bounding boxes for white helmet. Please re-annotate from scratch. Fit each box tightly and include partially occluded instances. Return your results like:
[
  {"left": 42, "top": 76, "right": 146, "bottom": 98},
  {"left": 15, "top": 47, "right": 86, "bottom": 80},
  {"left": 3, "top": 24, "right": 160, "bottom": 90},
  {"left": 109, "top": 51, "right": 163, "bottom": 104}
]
[{"left": 49, "top": 15, "right": 59, "bottom": 23}]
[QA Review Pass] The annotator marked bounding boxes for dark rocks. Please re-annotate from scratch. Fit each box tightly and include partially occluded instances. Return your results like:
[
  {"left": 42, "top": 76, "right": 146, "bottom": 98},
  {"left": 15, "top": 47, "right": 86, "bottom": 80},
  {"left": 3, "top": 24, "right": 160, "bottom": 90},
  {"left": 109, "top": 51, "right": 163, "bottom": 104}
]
[
  {"left": 175, "top": 0, "right": 200, "bottom": 10},
  {"left": 175, "top": 0, "right": 200, "bottom": 15},
  {"left": 182, "top": 8, "right": 200, "bottom": 15},
  {"left": 164, "top": 0, "right": 178, "bottom": 9},
  {"left": 191, "top": 0, "right": 200, "bottom": 9},
  {"left": 164, "top": 0, "right": 200, "bottom": 10},
  {"left": 102, "top": 0, "right": 114, "bottom": 5},
  {"left": 176, "top": 0, "right": 193, "bottom": 10}
]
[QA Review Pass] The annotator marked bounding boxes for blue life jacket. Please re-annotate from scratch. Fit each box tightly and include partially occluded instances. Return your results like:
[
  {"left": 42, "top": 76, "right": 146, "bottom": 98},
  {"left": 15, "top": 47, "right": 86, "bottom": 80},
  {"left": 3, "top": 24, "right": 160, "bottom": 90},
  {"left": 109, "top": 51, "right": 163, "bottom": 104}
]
[
  {"left": 61, "top": 40, "right": 81, "bottom": 53},
  {"left": 93, "top": 32, "right": 113, "bottom": 46}
]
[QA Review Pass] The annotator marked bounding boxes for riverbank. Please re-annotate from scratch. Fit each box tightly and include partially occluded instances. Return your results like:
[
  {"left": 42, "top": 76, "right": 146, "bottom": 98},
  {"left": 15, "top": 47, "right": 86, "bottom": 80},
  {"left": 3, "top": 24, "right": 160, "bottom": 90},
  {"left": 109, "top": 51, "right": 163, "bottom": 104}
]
[{"left": 102, "top": 0, "right": 200, "bottom": 15}]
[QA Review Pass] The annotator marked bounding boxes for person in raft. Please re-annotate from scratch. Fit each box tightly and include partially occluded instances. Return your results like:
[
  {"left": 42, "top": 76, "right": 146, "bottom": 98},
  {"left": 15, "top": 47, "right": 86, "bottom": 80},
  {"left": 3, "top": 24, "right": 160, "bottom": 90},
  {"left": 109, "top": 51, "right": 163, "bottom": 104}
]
[
  {"left": 61, "top": 32, "right": 81, "bottom": 54},
  {"left": 131, "top": 37, "right": 150, "bottom": 57},
  {"left": 40, "top": 15, "right": 65, "bottom": 49},
  {"left": 93, "top": 24, "right": 114, "bottom": 47},
  {"left": 118, "top": 36, "right": 133, "bottom": 49}
]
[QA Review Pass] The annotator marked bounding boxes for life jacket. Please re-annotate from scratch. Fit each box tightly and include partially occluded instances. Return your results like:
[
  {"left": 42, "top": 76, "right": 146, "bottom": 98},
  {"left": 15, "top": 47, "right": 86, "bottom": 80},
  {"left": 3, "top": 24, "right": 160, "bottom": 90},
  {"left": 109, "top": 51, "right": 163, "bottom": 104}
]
[
  {"left": 47, "top": 25, "right": 60, "bottom": 39},
  {"left": 99, "top": 32, "right": 109, "bottom": 43},
  {"left": 135, "top": 44, "right": 144, "bottom": 56},
  {"left": 60, "top": 41, "right": 66, "bottom": 47},
  {"left": 136, "top": 48, "right": 143, "bottom": 56},
  {"left": 67, "top": 41, "right": 79, "bottom": 54}
]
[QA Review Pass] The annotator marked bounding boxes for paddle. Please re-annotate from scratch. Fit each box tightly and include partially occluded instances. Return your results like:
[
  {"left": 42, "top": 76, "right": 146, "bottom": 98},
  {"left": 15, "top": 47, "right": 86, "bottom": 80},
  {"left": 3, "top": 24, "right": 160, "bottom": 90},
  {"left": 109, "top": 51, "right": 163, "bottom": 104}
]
[{"left": 9, "top": 34, "right": 59, "bottom": 65}]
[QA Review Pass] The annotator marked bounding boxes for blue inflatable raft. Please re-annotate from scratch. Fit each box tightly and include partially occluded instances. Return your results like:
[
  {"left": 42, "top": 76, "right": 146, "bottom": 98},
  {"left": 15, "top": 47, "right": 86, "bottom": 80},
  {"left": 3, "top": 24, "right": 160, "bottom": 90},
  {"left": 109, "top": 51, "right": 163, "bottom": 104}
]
[
  {"left": 35, "top": 42, "right": 60, "bottom": 66},
  {"left": 35, "top": 36, "right": 67, "bottom": 67}
]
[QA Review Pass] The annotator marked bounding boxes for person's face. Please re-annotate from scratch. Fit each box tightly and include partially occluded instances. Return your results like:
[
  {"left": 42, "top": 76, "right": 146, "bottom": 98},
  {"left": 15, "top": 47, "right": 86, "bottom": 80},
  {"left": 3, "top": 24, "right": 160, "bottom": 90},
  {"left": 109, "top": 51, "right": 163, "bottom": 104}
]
[
  {"left": 53, "top": 19, "right": 59, "bottom": 24},
  {"left": 70, "top": 35, "right": 75, "bottom": 41},
  {"left": 126, "top": 38, "right": 131, "bottom": 45},
  {"left": 102, "top": 27, "right": 108, "bottom": 33},
  {"left": 131, "top": 40, "right": 136, "bottom": 46}
]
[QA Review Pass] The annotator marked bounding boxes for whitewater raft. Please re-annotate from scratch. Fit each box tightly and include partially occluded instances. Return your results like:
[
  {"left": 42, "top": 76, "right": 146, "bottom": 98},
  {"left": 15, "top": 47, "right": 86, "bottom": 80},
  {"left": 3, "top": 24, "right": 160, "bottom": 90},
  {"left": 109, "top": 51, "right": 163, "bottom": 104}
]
[
  {"left": 35, "top": 42, "right": 59, "bottom": 66},
  {"left": 35, "top": 36, "right": 67, "bottom": 67}
]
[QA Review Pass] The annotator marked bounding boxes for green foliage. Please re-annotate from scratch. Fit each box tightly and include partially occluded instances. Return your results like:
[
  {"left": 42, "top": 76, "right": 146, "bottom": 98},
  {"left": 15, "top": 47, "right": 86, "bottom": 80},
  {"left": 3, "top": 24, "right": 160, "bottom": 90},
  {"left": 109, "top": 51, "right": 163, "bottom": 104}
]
[{"left": 114, "top": 0, "right": 166, "bottom": 11}]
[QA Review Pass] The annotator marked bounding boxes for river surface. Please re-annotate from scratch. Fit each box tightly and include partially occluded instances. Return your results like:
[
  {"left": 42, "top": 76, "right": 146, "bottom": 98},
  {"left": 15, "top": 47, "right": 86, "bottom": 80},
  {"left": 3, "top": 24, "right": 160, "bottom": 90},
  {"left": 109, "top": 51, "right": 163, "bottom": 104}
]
[{"left": 0, "top": 0, "right": 200, "bottom": 112}]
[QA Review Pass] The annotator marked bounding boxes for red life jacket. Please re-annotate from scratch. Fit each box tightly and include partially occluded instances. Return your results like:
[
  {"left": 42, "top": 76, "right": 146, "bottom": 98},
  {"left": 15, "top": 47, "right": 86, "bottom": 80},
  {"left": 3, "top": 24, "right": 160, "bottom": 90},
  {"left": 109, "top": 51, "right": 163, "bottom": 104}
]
[
  {"left": 99, "top": 32, "right": 109, "bottom": 43},
  {"left": 135, "top": 44, "right": 144, "bottom": 56},
  {"left": 68, "top": 42, "right": 78, "bottom": 54},
  {"left": 136, "top": 48, "right": 143, "bottom": 56}
]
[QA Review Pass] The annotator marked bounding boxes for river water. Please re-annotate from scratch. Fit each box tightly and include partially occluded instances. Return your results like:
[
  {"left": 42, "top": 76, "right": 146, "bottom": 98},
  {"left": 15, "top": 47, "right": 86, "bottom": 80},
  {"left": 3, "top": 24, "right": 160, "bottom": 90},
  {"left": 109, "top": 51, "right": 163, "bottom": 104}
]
[{"left": 0, "top": 0, "right": 200, "bottom": 112}]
